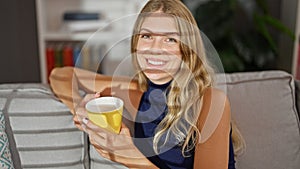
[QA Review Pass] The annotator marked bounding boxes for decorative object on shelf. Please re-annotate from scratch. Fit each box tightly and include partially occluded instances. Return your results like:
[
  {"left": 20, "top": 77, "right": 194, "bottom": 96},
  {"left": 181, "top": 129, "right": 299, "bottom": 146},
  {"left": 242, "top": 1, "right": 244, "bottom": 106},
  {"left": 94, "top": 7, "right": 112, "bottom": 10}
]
[
  {"left": 61, "top": 11, "right": 110, "bottom": 32},
  {"left": 190, "top": 0, "right": 295, "bottom": 73},
  {"left": 63, "top": 11, "right": 101, "bottom": 21}
]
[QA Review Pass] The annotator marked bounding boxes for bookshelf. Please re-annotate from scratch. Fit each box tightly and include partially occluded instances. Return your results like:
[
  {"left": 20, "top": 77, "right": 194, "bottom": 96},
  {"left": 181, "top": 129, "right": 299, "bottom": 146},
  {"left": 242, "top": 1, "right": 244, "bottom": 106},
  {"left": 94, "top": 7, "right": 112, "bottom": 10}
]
[
  {"left": 278, "top": 0, "right": 300, "bottom": 79},
  {"left": 35, "top": 0, "right": 147, "bottom": 83}
]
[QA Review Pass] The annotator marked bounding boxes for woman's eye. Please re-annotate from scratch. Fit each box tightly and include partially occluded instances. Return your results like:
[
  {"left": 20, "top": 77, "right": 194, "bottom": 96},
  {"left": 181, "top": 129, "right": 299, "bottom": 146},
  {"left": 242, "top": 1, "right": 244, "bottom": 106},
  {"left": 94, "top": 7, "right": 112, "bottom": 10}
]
[
  {"left": 140, "top": 34, "right": 151, "bottom": 39},
  {"left": 166, "top": 37, "right": 177, "bottom": 43}
]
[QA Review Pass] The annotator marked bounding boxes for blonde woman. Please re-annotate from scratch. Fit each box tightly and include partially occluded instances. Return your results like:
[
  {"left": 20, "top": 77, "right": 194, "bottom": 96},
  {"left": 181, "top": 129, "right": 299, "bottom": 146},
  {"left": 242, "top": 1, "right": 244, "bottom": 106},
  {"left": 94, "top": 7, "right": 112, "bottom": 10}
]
[{"left": 50, "top": 0, "right": 244, "bottom": 168}]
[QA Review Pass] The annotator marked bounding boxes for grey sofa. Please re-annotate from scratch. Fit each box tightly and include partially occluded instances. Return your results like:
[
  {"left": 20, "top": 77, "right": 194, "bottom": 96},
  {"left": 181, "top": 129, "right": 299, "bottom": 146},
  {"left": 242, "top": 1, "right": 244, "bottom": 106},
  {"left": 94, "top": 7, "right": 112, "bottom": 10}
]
[{"left": 0, "top": 70, "right": 299, "bottom": 169}]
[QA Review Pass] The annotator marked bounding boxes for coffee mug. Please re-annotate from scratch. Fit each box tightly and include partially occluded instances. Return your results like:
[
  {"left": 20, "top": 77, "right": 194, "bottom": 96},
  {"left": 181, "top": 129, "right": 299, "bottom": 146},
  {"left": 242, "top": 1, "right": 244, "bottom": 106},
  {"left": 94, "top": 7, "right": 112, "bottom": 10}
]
[{"left": 85, "top": 97, "right": 123, "bottom": 134}]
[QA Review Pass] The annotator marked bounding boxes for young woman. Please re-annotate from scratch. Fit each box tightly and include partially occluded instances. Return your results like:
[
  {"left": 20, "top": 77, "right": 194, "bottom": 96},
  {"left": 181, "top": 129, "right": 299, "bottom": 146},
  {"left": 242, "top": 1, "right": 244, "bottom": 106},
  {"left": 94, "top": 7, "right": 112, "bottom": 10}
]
[{"left": 50, "top": 0, "right": 244, "bottom": 168}]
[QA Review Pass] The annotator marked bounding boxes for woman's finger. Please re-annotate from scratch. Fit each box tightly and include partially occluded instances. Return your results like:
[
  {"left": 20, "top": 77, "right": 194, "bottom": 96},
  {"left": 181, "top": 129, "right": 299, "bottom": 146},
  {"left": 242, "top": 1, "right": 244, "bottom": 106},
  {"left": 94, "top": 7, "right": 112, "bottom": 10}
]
[
  {"left": 75, "top": 107, "right": 86, "bottom": 118},
  {"left": 79, "top": 94, "right": 93, "bottom": 107},
  {"left": 82, "top": 118, "right": 115, "bottom": 140},
  {"left": 73, "top": 115, "right": 83, "bottom": 130},
  {"left": 92, "top": 142, "right": 114, "bottom": 156},
  {"left": 74, "top": 92, "right": 100, "bottom": 126},
  {"left": 88, "top": 130, "right": 115, "bottom": 152},
  {"left": 94, "top": 91, "right": 101, "bottom": 98},
  {"left": 82, "top": 118, "right": 113, "bottom": 133},
  {"left": 120, "top": 124, "right": 131, "bottom": 136}
]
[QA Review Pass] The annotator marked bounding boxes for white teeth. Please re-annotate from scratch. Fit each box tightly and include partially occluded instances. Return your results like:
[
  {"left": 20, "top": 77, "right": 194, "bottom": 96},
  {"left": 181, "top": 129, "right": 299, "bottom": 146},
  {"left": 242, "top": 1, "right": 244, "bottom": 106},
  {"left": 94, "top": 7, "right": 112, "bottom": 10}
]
[{"left": 147, "top": 59, "right": 165, "bottom": 65}]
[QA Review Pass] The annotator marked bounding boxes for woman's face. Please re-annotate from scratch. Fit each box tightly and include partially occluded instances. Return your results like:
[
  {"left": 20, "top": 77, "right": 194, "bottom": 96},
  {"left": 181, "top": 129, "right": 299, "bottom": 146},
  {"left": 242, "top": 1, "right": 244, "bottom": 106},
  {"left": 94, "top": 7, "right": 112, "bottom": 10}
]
[{"left": 136, "top": 14, "right": 182, "bottom": 85}]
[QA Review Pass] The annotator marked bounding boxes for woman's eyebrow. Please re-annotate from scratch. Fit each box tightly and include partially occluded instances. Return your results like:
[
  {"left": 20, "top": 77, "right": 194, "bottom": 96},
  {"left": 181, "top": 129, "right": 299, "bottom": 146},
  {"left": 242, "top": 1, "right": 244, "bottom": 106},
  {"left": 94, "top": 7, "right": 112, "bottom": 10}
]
[{"left": 139, "top": 28, "right": 180, "bottom": 36}]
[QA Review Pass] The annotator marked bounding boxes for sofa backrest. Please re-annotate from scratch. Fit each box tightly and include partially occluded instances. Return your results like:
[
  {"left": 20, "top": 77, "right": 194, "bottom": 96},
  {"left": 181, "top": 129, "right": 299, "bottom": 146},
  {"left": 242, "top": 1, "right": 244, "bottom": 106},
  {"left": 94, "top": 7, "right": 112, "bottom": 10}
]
[
  {"left": 0, "top": 84, "right": 88, "bottom": 169},
  {"left": 216, "top": 71, "right": 300, "bottom": 169}
]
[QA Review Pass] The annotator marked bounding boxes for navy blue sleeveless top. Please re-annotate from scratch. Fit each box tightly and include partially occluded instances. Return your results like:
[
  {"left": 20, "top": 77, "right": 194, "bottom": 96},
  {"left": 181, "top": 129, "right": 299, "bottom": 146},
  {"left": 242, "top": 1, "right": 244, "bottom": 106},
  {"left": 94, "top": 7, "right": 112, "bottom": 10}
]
[{"left": 134, "top": 81, "right": 235, "bottom": 169}]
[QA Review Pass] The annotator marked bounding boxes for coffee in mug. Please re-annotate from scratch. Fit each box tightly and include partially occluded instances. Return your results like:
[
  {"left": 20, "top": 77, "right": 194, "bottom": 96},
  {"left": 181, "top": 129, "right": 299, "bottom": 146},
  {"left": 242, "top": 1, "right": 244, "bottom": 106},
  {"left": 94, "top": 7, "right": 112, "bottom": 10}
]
[{"left": 85, "top": 97, "right": 123, "bottom": 134}]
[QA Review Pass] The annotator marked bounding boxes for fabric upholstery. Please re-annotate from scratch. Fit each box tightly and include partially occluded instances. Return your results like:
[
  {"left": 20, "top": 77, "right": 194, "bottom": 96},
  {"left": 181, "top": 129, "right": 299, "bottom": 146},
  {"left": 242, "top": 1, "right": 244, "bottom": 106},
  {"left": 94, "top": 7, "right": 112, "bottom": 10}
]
[
  {"left": 0, "top": 100, "right": 14, "bottom": 169},
  {"left": 216, "top": 71, "right": 300, "bottom": 169},
  {"left": 0, "top": 84, "right": 88, "bottom": 169}
]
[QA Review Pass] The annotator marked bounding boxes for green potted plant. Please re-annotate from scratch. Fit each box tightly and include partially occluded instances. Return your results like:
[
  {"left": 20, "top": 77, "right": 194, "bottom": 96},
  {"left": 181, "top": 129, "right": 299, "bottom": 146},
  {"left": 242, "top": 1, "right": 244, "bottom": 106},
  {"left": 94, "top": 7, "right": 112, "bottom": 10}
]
[{"left": 192, "top": 0, "right": 295, "bottom": 72}]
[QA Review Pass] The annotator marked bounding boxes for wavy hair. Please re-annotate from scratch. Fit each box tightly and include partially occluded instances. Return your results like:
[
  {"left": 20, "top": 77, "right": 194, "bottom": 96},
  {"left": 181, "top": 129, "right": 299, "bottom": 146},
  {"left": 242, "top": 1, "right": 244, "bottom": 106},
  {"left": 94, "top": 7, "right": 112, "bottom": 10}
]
[{"left": 131, "top": 0, "right": 244, "bottom": 156}]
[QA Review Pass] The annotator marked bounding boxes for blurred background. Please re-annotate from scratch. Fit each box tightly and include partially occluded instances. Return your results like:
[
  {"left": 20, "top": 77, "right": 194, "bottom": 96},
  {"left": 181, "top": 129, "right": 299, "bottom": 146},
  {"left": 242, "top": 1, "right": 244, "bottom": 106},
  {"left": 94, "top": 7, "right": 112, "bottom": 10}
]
[{"left": 0, "top": 0, "right": 299, "bottom": 83}]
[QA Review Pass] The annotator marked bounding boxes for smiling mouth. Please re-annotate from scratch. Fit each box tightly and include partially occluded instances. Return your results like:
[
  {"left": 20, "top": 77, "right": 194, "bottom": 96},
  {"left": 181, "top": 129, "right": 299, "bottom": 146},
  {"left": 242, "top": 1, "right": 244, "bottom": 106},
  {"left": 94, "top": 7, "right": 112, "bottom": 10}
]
[{"left": 146, "top": 59, "right": 166, "bottom": 66}]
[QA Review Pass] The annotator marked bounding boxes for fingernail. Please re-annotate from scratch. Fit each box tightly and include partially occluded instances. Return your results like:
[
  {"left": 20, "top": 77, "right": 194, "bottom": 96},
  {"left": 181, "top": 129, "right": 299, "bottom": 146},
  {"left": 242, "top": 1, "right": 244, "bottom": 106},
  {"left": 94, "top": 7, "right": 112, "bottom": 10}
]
[
  {"left": 82, "top": 117, "right": 89, "bottom": 125},
  {"left": 95, "top": 92, "right": 101, "bottom": 98}
]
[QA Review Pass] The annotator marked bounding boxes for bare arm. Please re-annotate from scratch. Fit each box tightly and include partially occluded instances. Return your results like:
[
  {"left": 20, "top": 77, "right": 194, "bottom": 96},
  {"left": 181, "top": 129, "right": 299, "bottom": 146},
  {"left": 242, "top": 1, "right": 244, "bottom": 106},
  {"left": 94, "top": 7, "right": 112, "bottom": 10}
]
[
  {"left": 49, "top": 66, "right": 141, "bottom": 115},
  {"left": 194, "top": 88, "right": 231, "bottom": 169},
  {"left": 49, "top": 66, "right": 157, "bottom": 169}
]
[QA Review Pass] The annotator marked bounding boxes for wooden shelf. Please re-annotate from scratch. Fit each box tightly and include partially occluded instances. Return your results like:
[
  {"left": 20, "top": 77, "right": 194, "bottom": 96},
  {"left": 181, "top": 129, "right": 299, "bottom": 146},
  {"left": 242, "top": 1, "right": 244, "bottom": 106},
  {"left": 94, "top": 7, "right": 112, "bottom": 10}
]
[
  {"left": 36, "top": 0, "right": 146, "bottom": 83},
  {"left": 43, "top": 31, "right": 124, "bottom": 42}
]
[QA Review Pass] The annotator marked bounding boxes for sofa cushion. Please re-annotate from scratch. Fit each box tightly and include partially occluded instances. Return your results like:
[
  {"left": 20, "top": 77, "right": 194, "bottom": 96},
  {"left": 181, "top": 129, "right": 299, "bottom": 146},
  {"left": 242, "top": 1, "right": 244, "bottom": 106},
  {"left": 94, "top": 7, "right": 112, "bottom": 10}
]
[
  {"left": 0, "top": 103, "right": 14, "bottom": 169},
  {"left": 0, "top": 84, "right": 88, "bottom": 169},
  {"left": 216, "top": 71, "right": 300, "bottom": 169}
]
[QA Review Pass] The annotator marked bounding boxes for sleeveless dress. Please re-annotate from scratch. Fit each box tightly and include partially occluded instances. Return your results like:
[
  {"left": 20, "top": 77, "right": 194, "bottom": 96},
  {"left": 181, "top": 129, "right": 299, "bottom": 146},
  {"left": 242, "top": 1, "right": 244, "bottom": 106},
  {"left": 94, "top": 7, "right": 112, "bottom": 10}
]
[{"left": 134, "top": 81, "right": 235, "bottom": 169}]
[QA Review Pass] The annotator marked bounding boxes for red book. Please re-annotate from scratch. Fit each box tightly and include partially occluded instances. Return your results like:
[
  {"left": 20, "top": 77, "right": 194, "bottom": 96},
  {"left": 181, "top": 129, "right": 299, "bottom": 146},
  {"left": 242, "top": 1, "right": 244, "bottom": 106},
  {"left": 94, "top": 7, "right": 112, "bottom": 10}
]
[
  {"left": 63, "top": 45, "right": 74, "bottom": 66},
  {"left": 297, "top": 42, "right": 300, "bottom": 79},
  {"left": 46, "top": 45, "right": 55, "bottom": 78}
]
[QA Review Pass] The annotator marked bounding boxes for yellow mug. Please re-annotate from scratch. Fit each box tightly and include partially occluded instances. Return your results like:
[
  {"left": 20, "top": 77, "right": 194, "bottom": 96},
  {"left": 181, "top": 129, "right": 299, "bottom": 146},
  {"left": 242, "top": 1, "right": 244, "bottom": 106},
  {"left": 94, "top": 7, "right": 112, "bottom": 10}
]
[{"left": 85, "top": 97, "right": 123, "bottom": 134}]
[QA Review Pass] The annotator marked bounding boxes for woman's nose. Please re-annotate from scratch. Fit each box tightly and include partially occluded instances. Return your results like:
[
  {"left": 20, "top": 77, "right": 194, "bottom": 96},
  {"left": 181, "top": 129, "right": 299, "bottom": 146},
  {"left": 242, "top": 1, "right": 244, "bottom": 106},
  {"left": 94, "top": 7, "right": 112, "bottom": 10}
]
[{"left": 150, "top": 37, "right": 163, "bottom": 51}]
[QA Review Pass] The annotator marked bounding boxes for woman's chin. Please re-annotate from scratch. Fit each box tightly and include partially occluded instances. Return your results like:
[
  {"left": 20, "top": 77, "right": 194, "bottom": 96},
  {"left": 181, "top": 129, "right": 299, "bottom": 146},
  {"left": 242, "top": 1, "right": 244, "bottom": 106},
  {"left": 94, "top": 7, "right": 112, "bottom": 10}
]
[{"left": 144, "top": 72, "right": 172, "bottom": 85}]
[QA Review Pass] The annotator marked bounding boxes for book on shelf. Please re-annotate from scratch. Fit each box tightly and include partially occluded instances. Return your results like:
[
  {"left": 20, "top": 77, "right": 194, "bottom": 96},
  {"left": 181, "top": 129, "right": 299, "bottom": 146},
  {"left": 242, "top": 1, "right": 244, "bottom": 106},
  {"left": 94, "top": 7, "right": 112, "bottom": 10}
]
[
  {"left": 63, "top": 45, "right": 73, "bottom": 66},
  {"left": 45, "top": 42, "right": 106, "bottom": 78},
  {"left": 73, "top": 44, "right": 81, "bottom": 66},
  {"left": 54, "top": 44, "right": 64, "bottom": 67},
  {"left": 80, "top": 46, "right": 91, "bottom": 69}
]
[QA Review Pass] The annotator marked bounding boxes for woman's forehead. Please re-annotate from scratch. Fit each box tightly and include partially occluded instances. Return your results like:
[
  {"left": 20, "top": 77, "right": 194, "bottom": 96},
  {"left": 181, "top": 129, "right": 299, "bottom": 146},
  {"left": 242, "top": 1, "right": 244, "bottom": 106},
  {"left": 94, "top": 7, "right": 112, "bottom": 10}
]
[{"left": 140, "top": 15, "right": 178, "bottom": 33}]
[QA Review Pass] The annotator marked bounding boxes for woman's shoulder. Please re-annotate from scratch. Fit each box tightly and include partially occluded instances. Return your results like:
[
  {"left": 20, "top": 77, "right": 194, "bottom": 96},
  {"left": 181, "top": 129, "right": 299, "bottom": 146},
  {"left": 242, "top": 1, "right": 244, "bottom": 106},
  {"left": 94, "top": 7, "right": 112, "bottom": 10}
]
[
  {"left": 202, "top": 87, "right": 229, "bottom": 101},
  {"left": 200, "top": 87, "right": 230, "bottom": 112}
]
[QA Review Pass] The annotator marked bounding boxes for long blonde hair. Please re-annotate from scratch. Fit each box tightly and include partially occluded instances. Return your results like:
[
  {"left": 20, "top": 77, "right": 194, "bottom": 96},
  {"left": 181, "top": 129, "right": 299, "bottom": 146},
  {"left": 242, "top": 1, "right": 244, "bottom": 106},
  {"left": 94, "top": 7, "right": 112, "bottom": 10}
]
[{"left": 131, "top": 0, "right": 245, "bottom": 156}]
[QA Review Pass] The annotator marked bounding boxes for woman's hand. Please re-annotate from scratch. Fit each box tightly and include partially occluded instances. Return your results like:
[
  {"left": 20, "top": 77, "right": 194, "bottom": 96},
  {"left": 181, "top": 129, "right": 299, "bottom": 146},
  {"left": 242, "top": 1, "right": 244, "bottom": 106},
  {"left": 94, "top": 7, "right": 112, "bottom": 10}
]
[
  {"left": 74, "top": 92, "right": 100, "bottom": 131},
  {"left": 82, "top": 118, "right": 158, "bottom": 169},
  {"left": 74, "top": 92, "right": 158, "bottom": 168}
]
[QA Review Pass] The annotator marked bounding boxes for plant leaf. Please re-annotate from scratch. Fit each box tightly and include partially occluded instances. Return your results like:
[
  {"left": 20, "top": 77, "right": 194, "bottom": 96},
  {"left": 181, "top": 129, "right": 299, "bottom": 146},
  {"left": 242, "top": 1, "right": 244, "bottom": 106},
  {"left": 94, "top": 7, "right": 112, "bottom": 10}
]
[
  {"left": 261, "top": 15, "right": 295, "bottom": 40},
  {"left": 255, "top": 0, "right": 269, "bottom": 14},
  {"left": 253, "top": 13, "right": 277, "bottom": 52}
]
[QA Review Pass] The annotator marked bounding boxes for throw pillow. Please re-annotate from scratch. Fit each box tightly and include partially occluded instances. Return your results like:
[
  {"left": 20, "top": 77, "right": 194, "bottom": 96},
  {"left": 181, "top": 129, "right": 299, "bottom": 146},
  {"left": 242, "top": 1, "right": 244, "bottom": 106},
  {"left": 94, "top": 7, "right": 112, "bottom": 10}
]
[{"left": 0, "top": 109, "right": 14, "bottom": 169}]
